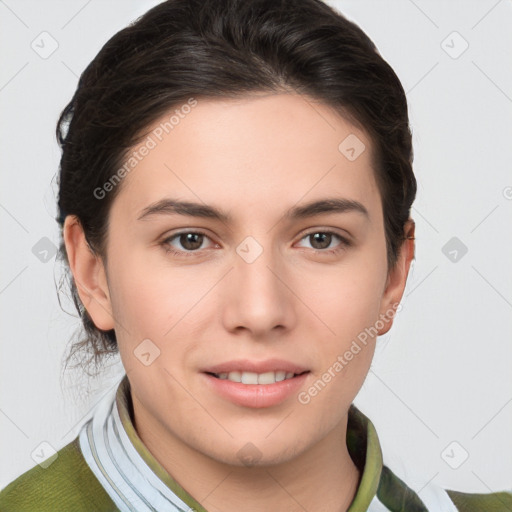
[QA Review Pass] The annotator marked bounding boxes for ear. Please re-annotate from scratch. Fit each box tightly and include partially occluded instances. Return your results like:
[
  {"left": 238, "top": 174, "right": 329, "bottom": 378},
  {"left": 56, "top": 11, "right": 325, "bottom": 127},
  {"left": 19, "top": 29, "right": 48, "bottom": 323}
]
[
  {"left": 377, "top": 219, "right": 415, "bottom": 335},
  {"left": 63, "top": 215, "right": 115, "bottom": 331}
]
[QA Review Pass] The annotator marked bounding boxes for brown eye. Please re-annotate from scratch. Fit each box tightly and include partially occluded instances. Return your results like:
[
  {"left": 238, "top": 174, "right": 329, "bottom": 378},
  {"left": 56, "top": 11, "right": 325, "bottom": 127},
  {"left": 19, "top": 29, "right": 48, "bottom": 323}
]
[
  {"left": 309, "top": 232, "right": 333, "bottom": 250},
  {"left": 162, "top": 230, "right": 214, "bottom": 257},
  {"left": 296, "top": 230, "right": 351, "bottom": 254},
  {"left": 178, "top": 233, "right": 204, "bottom": 251}
]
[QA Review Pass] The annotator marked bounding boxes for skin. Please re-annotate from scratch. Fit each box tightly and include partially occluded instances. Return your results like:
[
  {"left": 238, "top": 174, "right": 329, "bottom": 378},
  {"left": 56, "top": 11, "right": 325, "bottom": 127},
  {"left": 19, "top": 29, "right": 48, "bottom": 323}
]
[{"left": 64, "top": 92, "right": 415, "bottom": 512}]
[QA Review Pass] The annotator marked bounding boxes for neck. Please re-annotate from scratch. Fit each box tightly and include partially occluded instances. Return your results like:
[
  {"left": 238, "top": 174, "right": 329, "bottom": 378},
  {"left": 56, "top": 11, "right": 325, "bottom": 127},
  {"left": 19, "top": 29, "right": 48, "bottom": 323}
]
[{"left": 132, "top": 399, "right": 361, "bottom": 512}]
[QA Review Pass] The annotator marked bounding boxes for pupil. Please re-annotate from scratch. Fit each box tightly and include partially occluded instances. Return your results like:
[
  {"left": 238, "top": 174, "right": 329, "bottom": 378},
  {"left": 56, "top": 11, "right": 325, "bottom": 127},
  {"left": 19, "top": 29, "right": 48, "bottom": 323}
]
[
  {"left": 312, "top": 233, "right": 330, "bottom": 249},
  {"left": 181, "top": 233, "right": 202, "bottom": 250}
]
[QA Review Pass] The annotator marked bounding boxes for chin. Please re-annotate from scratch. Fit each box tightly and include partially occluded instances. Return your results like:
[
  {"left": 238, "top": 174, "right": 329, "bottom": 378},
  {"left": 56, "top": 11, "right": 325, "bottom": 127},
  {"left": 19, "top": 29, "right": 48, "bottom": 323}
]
[{"left": 201, "top": 436, "right": 309, "bottom": 469}]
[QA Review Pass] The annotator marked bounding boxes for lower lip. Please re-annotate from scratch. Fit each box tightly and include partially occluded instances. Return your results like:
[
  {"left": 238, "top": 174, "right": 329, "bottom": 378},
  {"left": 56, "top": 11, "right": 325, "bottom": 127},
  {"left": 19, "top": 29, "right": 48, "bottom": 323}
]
[{"left": 203, "top": 372, "right": 310, "bottom": 408}]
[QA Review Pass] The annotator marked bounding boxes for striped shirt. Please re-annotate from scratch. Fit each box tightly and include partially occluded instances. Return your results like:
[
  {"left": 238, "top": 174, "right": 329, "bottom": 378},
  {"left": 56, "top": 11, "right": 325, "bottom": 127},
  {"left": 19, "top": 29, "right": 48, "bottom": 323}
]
[{"left": 1, "top": 373, "right": 511, "bottom": 511}]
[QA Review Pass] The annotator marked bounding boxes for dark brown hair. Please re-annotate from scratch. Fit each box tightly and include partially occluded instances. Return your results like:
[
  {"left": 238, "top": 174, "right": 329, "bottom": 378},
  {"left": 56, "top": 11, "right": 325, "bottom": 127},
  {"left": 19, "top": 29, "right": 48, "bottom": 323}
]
[{"left": 56, "top": 0, "right": 416, "bottom": 375}]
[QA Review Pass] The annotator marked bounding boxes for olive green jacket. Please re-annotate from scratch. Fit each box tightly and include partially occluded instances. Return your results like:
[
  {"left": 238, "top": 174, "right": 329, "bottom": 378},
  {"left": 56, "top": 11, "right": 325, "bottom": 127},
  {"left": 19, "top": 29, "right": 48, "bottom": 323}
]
[{"left": 1, "top": 375, "right": 511, "bottom": 511}]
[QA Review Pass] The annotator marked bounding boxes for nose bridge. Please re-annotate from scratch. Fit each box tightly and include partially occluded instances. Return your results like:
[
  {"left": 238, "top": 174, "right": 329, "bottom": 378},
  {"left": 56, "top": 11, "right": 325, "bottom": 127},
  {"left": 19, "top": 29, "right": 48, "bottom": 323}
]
[
  {"left": 224, "top": 233, "right": 293, "bottom": 334},
  {"left": 235, "top": 233, "right": 283, "bottom": 299}
]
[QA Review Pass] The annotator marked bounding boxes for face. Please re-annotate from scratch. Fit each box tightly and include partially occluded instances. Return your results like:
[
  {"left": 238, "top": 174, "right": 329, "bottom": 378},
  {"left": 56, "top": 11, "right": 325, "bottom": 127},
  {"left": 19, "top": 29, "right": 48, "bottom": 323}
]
[{"left": 68, "top": 92, "right": 412, "bottom": 468}]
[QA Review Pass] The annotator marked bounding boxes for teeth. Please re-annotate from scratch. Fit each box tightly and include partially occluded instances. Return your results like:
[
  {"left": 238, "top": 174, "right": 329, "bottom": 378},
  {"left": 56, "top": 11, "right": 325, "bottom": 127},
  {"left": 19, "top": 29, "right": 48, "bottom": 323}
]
[
  {"left": 214, "top": 370, "right": 300, "bottom": 384},
  {"left": 241, "top": 371, "right": 259, "bottom": 384},
  {"left": 228, "top": 371, "right": 241, "bottom": 382},
  {"left": 275, "top": 371, "right": 286, "bottom": 382},
  {"left": 257, "top": 371, "right": 276, "bottom": 385}
]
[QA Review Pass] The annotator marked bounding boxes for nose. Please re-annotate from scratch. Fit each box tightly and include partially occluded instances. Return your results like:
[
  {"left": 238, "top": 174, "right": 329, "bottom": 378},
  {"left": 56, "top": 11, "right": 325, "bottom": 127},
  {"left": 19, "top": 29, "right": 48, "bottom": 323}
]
[{"left": 220, "top": 238, "right": 297, "bottom": 339}]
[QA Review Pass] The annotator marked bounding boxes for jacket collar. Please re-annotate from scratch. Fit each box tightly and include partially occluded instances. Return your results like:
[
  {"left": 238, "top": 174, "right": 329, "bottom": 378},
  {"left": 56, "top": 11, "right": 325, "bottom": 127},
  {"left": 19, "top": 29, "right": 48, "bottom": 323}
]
[{"left": 114, "top": 374, "right": 384, "bottom": 511}]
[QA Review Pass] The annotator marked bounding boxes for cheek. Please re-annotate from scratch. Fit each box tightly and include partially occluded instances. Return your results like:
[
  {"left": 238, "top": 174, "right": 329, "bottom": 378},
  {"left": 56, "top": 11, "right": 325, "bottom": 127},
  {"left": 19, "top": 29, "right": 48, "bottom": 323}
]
[
  {"left": 110, "top": 271, "right": 170, "bottom": 335},
  {"left": 308, "top": 259, "right": 386, "bottom": 342},
  {"left": 107, "top": 250, "right": 211, "bottom": 371},
  {"left": 300, "top": 285, "right": 379, "bottom": 422},
  {"left": 107, "top": 247, "right": 195, "bottom": 329},
  {"left": 302, "top": 253, "right": 386, "bottom": 400}
]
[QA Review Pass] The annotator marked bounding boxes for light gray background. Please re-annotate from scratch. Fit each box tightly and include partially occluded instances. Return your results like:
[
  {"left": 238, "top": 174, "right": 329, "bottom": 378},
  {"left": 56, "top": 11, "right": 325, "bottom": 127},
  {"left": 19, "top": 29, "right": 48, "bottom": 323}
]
[{"left": 1, "top": 0, "right": 511, "bottom": 497}]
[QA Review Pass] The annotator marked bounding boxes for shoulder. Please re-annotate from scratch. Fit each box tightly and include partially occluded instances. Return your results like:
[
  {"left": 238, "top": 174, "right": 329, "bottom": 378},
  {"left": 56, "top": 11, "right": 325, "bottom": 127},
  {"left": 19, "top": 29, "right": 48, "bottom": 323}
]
[
  {"left": 375, "top": 464, "right": 512, "bottom": 511},
  {"left": 0, "top": 436, "right": 118, "bottom": 512},
  {"left": 446, "top": 488, "right": 512, "bottom": 512}
]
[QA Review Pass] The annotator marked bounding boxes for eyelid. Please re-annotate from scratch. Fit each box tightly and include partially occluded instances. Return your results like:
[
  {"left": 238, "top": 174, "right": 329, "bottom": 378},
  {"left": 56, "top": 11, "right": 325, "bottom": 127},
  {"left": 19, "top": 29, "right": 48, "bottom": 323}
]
[
  {"left": 295, "top": 228, "right": 352, "bottom": 251},
  {"left": 297, "top": 226, "right": 352, "bottom": 243},
  {"left": 162, "top": 226, "right": 351, "bottom": 242},
  {"left": 161, "top": 229, "right": 217, "bottom": 248},
  {"left": 161, "top": 226, "right": 352, "bottom": 256}
]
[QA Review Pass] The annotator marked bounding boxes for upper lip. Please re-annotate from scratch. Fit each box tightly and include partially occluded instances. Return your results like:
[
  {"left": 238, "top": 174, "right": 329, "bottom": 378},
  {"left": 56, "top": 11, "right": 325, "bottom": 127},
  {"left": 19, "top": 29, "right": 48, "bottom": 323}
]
[{"left": 202, "top": 359, "right": 309, "bottom": 375}]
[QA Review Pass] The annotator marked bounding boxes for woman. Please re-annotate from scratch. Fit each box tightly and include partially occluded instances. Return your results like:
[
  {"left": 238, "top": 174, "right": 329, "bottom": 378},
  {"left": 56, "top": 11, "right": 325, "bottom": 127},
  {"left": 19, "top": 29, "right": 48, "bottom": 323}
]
[{"left": 1, "top": 0, "right": 510, "bottom": 510}]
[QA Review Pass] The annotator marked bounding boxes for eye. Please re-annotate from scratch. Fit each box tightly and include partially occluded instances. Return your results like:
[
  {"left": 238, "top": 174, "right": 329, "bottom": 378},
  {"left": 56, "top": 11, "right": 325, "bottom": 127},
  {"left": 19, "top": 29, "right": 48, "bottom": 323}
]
[
  {"left": 161, "top": 230, "right": 216, "bottom": 257},
  {"left": 161, "top": 229, "right": 351, "bottom": 258},
  {"left": 296, "top": 230, "right": 351, "bottom": 255}
]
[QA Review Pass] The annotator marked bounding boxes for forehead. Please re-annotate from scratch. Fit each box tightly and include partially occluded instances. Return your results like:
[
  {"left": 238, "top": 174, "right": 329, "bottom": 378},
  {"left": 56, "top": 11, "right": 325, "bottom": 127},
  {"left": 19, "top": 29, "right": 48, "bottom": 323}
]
[{"left": 112, "top": 92, "right": 381, "bottom": 225}]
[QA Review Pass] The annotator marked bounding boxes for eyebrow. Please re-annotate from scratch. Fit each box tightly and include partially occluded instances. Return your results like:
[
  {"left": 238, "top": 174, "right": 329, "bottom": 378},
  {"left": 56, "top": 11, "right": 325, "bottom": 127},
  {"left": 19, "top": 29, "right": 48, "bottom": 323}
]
[{"left": 137, "top": 197, "right": 369, "bottom": 223}]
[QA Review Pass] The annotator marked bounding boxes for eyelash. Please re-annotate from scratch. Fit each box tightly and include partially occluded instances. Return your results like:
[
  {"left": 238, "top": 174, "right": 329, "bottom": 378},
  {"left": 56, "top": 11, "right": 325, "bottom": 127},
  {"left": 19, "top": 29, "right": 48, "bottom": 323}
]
[{"left": 161, "top": 229, "right": 351, "bottom": 258}]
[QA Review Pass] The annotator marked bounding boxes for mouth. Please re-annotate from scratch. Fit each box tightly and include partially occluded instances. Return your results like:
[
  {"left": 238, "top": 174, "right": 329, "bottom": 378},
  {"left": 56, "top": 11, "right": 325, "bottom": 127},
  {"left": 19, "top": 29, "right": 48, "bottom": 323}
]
[
  {"left": 201, "top": 360, "right": 311, "bottom": 407},
  {"left": 206, "top": 370, "right": 310, "bottom": 385}
]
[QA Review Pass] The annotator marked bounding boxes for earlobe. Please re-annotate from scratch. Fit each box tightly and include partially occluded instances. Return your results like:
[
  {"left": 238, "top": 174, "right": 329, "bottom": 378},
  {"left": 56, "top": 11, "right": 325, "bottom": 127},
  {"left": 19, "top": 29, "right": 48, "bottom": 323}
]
[
  {"left": 377, "top": 219, "right": 415, "bottom": 335},
  {"left": 63, "top": 216, "right": 115, "bottom": 331}
]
